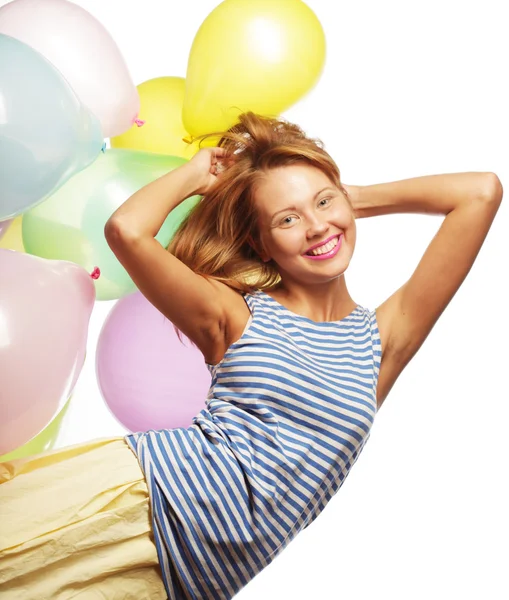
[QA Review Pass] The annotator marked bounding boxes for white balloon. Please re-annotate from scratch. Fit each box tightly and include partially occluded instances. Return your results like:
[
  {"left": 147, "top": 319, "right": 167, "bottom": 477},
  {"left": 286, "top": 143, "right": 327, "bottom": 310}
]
[{"left": 0, "top": 0, "right": 140, "bottom": 138}]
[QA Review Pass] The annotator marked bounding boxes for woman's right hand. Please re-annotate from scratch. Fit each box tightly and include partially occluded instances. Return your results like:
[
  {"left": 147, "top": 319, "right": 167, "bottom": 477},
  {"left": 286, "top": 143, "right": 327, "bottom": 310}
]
[{"left": 187, "top": 147, "right": 230, "bottom": 196}]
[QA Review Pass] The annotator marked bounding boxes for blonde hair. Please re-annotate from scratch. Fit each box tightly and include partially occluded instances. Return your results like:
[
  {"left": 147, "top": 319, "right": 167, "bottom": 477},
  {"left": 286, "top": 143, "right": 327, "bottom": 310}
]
[{"left": 166, "top": 111, "right": 349, "bottom": 342}]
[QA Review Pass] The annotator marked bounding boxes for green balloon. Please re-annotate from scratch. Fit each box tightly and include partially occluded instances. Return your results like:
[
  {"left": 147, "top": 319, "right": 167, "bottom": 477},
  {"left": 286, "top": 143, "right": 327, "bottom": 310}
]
[
  {"left": 0, "top": 398, "right": 71, "bottom": 462},
  {"left": 21, "top": 149, "right": 201, "bottom": 300}
]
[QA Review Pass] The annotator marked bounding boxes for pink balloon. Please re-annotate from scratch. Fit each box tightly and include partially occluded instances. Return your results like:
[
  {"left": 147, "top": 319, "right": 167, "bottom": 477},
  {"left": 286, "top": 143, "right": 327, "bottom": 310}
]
[
  {"left": 96, "top": 291, "right": 212, "bottom": 433},
  {"left": 0, "top": 0, "right": 139, "bottom": 138},
  {"left": 0, "top": 250, "right": 96, "bottom": 455}
]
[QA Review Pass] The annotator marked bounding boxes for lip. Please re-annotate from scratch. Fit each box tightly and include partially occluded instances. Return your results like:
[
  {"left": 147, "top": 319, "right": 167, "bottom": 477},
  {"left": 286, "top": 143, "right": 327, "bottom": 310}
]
[{"left": 303, "top": 234, "right": 341, "bottom": 255}]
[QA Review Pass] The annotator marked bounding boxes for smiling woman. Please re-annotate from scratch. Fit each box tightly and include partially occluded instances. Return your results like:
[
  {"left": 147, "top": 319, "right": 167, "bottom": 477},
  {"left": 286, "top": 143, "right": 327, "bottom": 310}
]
[
  {"left": 0, "top": 109, "right": 502, "bottom": 600},
  {"left": 122, "top": 115, "right": 502, "bottom": 598}
]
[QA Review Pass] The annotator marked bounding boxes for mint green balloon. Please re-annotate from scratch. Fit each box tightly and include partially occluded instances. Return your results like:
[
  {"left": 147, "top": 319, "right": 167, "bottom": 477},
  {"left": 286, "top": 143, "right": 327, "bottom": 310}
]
[{"left": 22, "top": 149, "right": 201, "bottom": 300}]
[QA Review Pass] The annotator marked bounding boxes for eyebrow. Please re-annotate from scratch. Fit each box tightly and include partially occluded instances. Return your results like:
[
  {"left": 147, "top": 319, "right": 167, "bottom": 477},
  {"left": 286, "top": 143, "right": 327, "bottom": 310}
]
[{"left": 270, "top": 186, "right": 337, "bottom": 220}]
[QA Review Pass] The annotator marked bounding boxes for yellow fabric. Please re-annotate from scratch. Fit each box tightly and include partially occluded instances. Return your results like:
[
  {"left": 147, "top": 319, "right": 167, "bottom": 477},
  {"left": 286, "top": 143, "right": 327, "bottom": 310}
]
[{"left": 0, "top": 437, "right": 168, "bottom": 599}]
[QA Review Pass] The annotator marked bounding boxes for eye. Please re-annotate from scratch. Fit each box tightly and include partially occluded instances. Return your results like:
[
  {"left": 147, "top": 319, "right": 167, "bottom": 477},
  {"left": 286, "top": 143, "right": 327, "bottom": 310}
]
[
  {"left": 281, "top": 215, "right": 298, "bottom": 226},
  {"left": 318, "top": 197, "right": 332, "bottom": 207}
]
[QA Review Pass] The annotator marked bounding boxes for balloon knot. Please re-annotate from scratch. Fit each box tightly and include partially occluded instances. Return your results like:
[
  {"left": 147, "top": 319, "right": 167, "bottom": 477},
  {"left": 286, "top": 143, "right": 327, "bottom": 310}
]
[
  {"left": 90, "top": 266, "right": 101, "bottom": 280},
  {"left": 134, "top": 118, "right": 145, "bottom": 127},
  {"left": 101, "top": 142, "right": 107, "bottom": 153}
]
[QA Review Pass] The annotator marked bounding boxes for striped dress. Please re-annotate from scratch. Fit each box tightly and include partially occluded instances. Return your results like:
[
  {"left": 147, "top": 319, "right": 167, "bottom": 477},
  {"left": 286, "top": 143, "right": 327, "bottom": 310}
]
[{"left": 125, "top": 289, "right": 381, "bottom": 599}]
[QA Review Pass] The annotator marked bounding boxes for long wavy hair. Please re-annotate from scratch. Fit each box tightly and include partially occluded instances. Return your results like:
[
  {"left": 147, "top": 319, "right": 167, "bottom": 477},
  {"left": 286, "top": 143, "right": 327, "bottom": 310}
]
[{"left": 166, "top": 111, "right": 350, "bottom": 341}]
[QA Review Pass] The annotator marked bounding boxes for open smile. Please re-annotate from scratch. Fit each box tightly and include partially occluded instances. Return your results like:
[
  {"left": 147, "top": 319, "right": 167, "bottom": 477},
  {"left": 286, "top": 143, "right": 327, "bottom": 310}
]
[{"left": 303, "top": 234, "right": 343, "bottom": 260}]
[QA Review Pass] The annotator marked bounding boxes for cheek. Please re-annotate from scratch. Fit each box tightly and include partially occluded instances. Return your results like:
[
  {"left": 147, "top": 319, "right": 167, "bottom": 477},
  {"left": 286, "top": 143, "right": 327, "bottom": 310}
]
[
  {"left": 276, "top": 231, "right": 302, "bottom": 253},
  {"left": 346, "top": 219, "right": 356, "bottom": 247},
  {"left": 339, "top": 203, "right": 353, "bottom": 220},
  {"left": 341, "top": 206, "right": 356, "bottom": 230}
]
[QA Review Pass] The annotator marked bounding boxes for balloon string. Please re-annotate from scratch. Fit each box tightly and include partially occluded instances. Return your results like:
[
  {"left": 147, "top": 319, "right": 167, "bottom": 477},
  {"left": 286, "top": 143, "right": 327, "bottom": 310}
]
[
  {"left": 90, "top": 266, "right": 101, "bottom": 280},
  {"left": 134, "top": 118, "right": 145, "bottom": 127}
]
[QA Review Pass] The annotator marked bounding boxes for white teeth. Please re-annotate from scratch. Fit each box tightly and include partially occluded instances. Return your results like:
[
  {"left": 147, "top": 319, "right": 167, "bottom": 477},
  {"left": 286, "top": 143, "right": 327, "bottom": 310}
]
[{"left": 308, "top": 236, "right": 339, "bottom": 256}]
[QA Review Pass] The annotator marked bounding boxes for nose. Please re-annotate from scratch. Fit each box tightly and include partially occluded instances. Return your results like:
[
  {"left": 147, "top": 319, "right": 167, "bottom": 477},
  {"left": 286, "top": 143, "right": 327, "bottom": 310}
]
[{"left": 306, "top": 214, "right": 329, "bottom": 238}]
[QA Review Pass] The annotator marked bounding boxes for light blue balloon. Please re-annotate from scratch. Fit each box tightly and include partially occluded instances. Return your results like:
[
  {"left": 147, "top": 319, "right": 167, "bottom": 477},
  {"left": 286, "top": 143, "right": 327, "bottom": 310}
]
[{"left": 0, "top": 33, "right": 104, "bottom": 221}]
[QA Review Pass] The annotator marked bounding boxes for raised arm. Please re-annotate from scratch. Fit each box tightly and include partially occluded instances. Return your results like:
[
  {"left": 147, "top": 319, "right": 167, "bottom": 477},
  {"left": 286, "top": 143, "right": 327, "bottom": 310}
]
[
  {"left": 350, "top": 172, "right": 503, "bottom": 408},
  {"left": 104, "top": 150, "right": 232, "bottom": 360}
]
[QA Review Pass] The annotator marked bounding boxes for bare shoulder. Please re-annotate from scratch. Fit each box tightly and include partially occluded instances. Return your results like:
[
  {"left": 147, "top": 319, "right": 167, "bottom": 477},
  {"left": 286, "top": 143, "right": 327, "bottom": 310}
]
[{"left": 201, "top": 280, "right": 252, "bottom": 366}]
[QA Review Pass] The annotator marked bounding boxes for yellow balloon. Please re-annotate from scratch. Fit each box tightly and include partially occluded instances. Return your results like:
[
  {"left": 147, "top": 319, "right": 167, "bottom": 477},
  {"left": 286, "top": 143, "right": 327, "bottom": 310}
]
[
  {"left": 0, "top": 215, "right": 24, "bottom": 252},
  {"left": 182, "top": 0, "right": 326, "bottom": 138},
  {"left": 111, "top": 77, "right": 197, "bottom": 158}
]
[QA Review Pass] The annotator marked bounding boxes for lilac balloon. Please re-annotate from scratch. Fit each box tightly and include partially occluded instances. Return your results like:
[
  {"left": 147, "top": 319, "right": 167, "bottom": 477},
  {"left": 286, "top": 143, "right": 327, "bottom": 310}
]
[
  {"left": 96, "top": 291, "right": 212, "bottom": 433},
  {"left": 0, "top": 219, "right": 12, "bottom": 240}
]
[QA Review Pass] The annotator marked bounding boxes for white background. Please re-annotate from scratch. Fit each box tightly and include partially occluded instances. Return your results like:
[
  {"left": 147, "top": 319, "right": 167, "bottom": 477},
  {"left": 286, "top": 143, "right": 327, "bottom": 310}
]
[{"left": 2, "top": 1, "right": 508, "bottom": 598}]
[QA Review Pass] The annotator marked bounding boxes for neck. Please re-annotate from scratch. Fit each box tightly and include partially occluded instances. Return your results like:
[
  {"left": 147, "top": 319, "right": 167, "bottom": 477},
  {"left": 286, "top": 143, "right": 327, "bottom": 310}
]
[{"left": 269, "top": 276, "right": 356, "bottom": 322}]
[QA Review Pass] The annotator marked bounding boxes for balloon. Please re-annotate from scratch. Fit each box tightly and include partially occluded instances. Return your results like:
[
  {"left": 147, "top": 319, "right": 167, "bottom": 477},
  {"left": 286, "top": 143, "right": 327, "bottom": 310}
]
[
  {"left": 0, "top": 398, "right": 71, "bottom": 462},
  {"left": 21, "top": 149, "right": 201, "bottom": 301},
  {"left": 96, "top": 291, "right": 212, "bottom": 433},
  {"left": 111, "top": 77, "right": 198, "bottom": 159},
  {"left": 0, "top": 250, "right": 96, "bottom": 455},
  {"left": 182, "top": 0, "right": 326, "bottom": 137},
  {"left": 0, "top": 34, "right": 103, "bottom": 221},
  {"left": 0, "top": 216, "right": 24, "bottom": 252},
  {"left": 0, "top": 0, "right": 139, "bottom": 138}
]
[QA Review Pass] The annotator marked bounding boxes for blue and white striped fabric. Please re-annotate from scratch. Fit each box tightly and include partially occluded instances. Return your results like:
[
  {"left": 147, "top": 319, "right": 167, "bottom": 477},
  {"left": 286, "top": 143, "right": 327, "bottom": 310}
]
[{"left": 125, "top": 289, "right": 381, "bottom": 599}]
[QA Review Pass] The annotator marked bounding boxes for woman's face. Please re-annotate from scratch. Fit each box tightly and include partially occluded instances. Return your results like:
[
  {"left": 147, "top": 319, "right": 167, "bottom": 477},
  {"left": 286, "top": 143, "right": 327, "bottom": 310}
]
[{"left": 252, "top": 164, "right": 356, "bottom": 285}]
